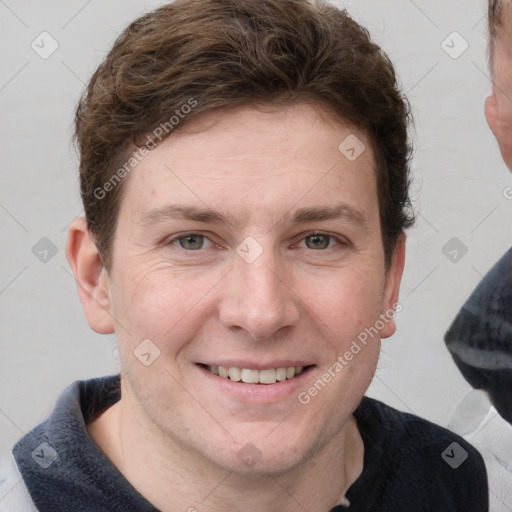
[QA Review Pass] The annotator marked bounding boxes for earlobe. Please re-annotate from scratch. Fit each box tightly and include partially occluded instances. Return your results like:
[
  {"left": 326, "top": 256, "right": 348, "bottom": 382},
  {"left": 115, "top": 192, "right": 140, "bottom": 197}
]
[
  {"left": 484, "top": 94, "right": 498, "bottom": 138},
  {"left": 66, "top": 218, "right": 115, "bottom": 334},
  {"left": 380, "top": 235, "right": 406, "bottom": 339}
]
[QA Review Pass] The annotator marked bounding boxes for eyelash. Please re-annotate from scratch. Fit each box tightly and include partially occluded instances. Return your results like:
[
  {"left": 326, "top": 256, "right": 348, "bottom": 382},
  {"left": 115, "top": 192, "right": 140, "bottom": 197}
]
[{"left": 163, "top": 231, "right": 348, "bottom": 252}]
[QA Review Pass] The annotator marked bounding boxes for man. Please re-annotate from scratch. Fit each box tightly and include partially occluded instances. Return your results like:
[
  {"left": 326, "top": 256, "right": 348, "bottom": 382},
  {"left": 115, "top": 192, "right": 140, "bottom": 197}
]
[
  {"left": 444, "top": 0, "right": 512, "bottom": 510},
  {"left": 485, "top": 0, "right": 512, "bottom": 171},
  {"left": 1, "top": 0, "right": 488, "bottom": 511}
]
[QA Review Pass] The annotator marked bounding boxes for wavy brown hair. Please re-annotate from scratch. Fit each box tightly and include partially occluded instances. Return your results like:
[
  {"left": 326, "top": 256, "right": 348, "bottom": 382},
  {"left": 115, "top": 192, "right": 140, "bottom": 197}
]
[{"left": 74, "top": 0, "right": 414, "bottom": 270}]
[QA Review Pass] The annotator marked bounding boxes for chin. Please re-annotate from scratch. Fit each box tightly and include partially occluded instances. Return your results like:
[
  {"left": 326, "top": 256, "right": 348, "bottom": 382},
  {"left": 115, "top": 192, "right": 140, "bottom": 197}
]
[
  {"left": 210, "top": 444, "right": 310, "bottom": 477},
  {"left": 202, "top": 419, "right": 335, "bottom": 477}
]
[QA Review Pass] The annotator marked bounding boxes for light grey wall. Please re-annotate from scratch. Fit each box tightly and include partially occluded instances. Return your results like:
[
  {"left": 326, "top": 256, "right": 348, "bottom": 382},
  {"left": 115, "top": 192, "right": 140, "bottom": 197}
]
[{"left": 1, "top": 0, "right": 511, "bottom": 458}]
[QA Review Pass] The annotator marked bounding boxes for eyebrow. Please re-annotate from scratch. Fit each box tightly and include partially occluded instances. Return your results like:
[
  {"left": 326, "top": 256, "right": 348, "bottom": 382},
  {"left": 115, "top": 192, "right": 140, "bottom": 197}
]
[
  {"left": 139, "top": 202, "right": 367, "bottom": 228},
  {"left": 290, "top": 204, "right": 367, "bottom": 226},
  {"left": 140, "top": 204, "right": 238, "bottom": 227}
]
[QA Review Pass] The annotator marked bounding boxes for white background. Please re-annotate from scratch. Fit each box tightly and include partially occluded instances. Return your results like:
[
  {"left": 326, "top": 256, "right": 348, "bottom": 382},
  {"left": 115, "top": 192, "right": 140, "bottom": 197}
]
[{"left": 1, "top": 0, "right": 511, "bottom": 465}]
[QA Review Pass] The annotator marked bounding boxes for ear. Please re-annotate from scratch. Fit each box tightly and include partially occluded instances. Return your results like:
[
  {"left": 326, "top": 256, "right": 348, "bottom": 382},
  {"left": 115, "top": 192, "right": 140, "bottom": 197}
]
[
  {"left": 66, "top": 218, "right": 115, "bottom": 334},
  {"left": 485, "top": 94, "right": 499, "bottom": 139},
  {"left": 380, "top": 234, "right": 406, "bottom": 339}
]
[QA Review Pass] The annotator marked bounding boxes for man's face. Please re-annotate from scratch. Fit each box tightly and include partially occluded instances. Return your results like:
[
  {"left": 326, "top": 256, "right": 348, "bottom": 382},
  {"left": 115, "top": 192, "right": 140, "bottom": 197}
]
[
  {"left": 94, "top": 104, "right": 403, "bottom": 474},
  {"left": 486, "top": 7, "right": 512, "bottom": 171}
]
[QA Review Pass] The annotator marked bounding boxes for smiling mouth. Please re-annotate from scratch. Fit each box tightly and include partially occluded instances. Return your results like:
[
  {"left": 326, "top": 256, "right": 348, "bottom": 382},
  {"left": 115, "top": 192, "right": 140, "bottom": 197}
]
[{"left": 199, "top": 364, "right": 313, "bottom": 384}]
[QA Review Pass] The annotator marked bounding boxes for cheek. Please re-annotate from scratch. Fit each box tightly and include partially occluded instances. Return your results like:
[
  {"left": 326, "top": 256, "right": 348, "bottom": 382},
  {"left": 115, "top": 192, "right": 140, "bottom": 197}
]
[
  {"left": 110, "top": 263, "right": 224, "bottom": 352},
  {"left": 303, "top": 265, "right": 385, "bottom": 345}
]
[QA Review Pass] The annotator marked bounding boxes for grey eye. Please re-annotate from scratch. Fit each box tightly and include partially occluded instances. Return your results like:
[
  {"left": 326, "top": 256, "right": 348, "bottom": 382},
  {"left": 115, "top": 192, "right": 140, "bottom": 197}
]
[
  {"left": 305, "top": 234, "right": 331, "bottom": 250},
  {"left": 178, "top": 235, "right": 205, "bottom": 250}
]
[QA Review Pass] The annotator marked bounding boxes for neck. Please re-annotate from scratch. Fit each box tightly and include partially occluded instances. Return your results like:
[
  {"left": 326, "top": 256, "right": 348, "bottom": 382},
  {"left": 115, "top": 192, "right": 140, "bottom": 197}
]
[{"left": 87, "top": 393, "right": 364, "bottom": 512}]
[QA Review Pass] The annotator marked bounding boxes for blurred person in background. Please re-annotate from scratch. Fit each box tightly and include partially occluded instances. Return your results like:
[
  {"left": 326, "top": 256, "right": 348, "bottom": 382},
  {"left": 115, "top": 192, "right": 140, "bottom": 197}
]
[{"left": 445, "top": 0, "right": 512, "bottom": 509}]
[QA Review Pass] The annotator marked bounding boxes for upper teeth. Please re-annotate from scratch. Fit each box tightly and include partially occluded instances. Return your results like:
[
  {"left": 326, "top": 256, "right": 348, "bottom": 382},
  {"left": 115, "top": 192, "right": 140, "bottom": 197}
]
[{"left": 208, "top": 365, "right": 305, "bottom": 384}]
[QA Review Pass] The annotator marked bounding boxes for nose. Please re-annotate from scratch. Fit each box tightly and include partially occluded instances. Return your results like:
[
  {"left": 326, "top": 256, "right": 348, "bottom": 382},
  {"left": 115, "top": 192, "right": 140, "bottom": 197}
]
[{"left": 218, "top": 248, "right": 301, "bottom": 342}]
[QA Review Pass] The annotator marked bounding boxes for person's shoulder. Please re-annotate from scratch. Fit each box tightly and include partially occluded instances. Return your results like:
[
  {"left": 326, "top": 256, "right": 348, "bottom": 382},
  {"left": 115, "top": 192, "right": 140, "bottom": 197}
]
[
  {"left": 12, "top": 375, "right": 121, "bottom": 463},
  {"left": 491, "top": 246, "right": 512, "bottom": 270},
  {"left": 363, "top": 396, "right": 485, "bottom": 467},
  {"left": 8, "top": 376, "right": 124, "bottom": 512},
  {"left": 444, "top": 246, "right": 512, "bottom": 422},
  {"left": 358, "top": 396, "right": 489, "bottom": 509}
]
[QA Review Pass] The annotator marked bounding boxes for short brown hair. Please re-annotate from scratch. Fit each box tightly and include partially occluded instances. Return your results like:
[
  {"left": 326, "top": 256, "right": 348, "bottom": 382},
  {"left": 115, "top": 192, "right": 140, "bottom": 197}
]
[
  {"left": 488, "top": 0, "right": 511, "bottom": 63},
  {"left": 75, "top": 0, "right": 414, "bottom": 270}
]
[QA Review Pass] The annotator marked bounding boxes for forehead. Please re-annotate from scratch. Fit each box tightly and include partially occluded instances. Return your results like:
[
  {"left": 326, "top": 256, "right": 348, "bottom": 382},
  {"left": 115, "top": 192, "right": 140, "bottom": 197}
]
[{"left": 120, "top": 103, "right": 379, "bottom": 226}]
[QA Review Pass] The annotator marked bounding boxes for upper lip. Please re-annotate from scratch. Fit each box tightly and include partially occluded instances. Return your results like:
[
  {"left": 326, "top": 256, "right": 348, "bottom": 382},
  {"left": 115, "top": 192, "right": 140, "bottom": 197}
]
[{"left": 198, "top": 361, "right": 313, "bottom": 370}]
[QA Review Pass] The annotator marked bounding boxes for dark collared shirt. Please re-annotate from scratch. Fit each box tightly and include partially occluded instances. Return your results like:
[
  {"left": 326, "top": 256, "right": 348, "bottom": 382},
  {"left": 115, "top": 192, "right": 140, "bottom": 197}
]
[{"left": 10, "top": 375, "right": 488, "bottom": 511}]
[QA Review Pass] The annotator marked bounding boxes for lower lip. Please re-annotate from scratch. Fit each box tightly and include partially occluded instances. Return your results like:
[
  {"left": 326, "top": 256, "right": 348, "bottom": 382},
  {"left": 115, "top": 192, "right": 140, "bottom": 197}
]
[{"left": 195, "top": 364, "right": 316, "bottom": 403}]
